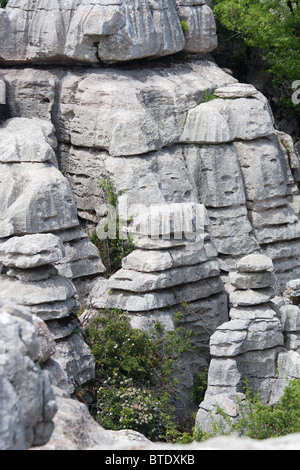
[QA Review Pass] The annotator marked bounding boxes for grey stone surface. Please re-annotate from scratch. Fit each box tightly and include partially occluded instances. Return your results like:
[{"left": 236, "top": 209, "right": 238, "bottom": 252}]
[
  {"left": 229, "top": 288, "right": 274, "bottom": 308},
  {"left": 0, "top": 117, "right": 57, "bottom": 163},
  {"left": 32, "top": 315, "right": 56, "bottom": 364},
  {"left": 0, "top": 0, "right": 300, "bottom": 449},
  {"left": 177, "top": 4, "right": 217, "bottom": 53},
  {"left": 0, "top": 117, "right": 100, "bottom": 400},
  {"left": 7, "top": 265, "right": 59, "bottom": 282},
  {"left": 0, "top": 161, "right": 78, "bottom": 238},
  {"left": 283, "top": 279, "right": 300, "bottom": 304},
  {"left": 55, "top": 62, "right": 235, "bottom": 156},
  {"left": 0, "top": 274, "right": 76, "bottom": 307},
  {"left": 0, "top": 302, "right": 57, "bottom": 450},
  {"left": 122, "top": 241, "right": 218, "bottom": 272},
  {"left": 0, "top": 69, "right": 57, "bottom": 121},
  {"left": 0, "top": 234, "right": 65, "bottom": 269},
  {"left": 180, "top": 97, "right": 274, "bottom": 144},
  {"left": 108, "top": 260, "right": 220, "bottom": 293},
  {"left": 0, "top": 0, "right": 218, "bottom": 65},
  {"left": 229, "top": 271, "right": 276, "bottom": 290}
]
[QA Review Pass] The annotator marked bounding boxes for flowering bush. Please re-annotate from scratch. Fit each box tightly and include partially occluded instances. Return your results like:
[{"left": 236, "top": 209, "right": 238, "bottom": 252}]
[
  {"left": 96, "top": 377, "right": 165, "bottom": 441},
  {"left": 85, "top": 308, "right": 193, "bottom": 441}
]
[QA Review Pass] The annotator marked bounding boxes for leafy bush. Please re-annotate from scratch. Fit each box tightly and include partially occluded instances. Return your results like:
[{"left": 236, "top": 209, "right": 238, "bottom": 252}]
[
  {"left": 235, "top": 378, "right": 300, "bottom": 439},
  {"left": 90, "top": 177, "right": 134, "bottom": 276},
  {"left": 213, "top": 0, "right": 300, "bottom": 86},
  {"left": 0, "top": 0, "right": 8, "bottom": 8},
  {"left": 194, "top": 378, "right": 300, "bottom": 441},
  {"left": 85, "top": 308, "right": 193, "bottom": 441}
]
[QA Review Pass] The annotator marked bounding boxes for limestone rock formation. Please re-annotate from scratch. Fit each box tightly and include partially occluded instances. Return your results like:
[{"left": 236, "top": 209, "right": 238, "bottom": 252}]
[
  {"left": 0, "top": 302, "right": 57, "bottom": 450},
  {"left": 34, "top": 386, "right": 150, "bottom": 451},
  {"left": 0, "top": 0, "right": 300, "bottom": 450},
  {"left": 196, "top": 255, "right": 300, "bottom": 433},
  {"left": 1, "top": 63, "right": 298, "bottom": 289},
  {"left": 0, "top": 0, "right": 217, "bottom": 64},
  {"left": 0, "top": 117, "right": 103, "bottom": 394}
]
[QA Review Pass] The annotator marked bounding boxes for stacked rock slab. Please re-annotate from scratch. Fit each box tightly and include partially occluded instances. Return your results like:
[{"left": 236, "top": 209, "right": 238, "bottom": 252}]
[
  {"left": 181, "top": 84, "right": 300, "bottom": 288},
  {"left": 0, "top": 117, "right": 104, "bottom": 394},
  {"left": 0, "top": 68, "right": 299, "bottom": 290},
  {"left": 196, "top": 256, "right": 300, "bottom": 433},
  {"left": 88, "top": 202, "right": 229, "bottom": 418},
  {"left": 210, "top": 255, "right": 283, "bottom": 399},
  {"left": 0, "top": 1, "right": 217, "bottom": 64},
  {"left": 270, "top": 279, "right": 300, "bottom": 403},
  {"left": 0, "top": 301, "right": 57, "bottom": 450}
]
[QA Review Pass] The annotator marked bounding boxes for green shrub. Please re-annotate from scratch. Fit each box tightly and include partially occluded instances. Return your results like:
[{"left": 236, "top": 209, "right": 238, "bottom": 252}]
[
  {"left": 0, "top": 0, "right": 8, "bottom": 8},
  {"left": 199, "top": 92, "right": 218, "bottom": 104},
  {"left": 194, "top": 378, "right": 300, "bottom": 441},
  {"left": 90, "top": 177, "right": 134, "bottom": 276},
  {"left": 235, "top": 378, "right": 300, "bottom": 439},
  {"left": 96, "top": 376, "right": 166, "bottom": 441},
  {"left": 85, "top": 308, "right": 193, "bottom": 441},
  {"left": 181, "top": 21, "right": 190, "bottom": 32}
]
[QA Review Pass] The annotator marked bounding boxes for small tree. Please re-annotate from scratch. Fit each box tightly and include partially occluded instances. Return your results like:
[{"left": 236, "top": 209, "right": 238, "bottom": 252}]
[{"left": 213, "top": 0, "right": 300, "bottom": 112}]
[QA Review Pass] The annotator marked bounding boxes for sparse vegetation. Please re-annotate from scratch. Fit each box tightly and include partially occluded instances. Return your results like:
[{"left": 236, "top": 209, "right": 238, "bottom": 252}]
[
  {"left": 181, "top": 20, "right": 190, "bottom": 32},
  {"left": 90, "top": 177, "right": 134, "bottom": 276},
  {"left": 85, "top": 308, "right": 194, "bottom": 442},
  {"left": 199, "top": 92, "right": 218, "bottom": 104},
  {"left": 194, "top": 378, "right": 300, "bottom": 442}
]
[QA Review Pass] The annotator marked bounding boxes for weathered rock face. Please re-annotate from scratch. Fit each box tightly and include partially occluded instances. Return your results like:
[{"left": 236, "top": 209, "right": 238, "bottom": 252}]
[
  {"left": 1, "top": 64, "right": 299, "bottom": 290},
  {"left": 0, "top": 117, "right": 103, "bottom": 395},
  {"left": 0, "top": 0, "right": 300, "bottom": 448},
  {"left": 0, "top": 0, "right": 217, "bottom": 64},
  {"left": 0, "top": 302, "right": 57, "bottom": 450},
  {"left": 196, "top": 255, "right": 300, "bottom": 434}
]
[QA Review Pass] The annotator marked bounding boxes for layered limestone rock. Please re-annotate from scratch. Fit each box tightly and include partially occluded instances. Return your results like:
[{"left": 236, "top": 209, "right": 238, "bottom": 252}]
[
  {"left": 0, "top": 117, "right": 104, "bottom": 394},
  {"left": 0, "top": 0, "right": 300, "bottom": 443},
  {"left": 196, "top": 255, "right": 300, "bottom": 433},
  {"left": 0, "top": 0, "right": 217, "bottom": 64},
  {"left": 80, "top": 202, "right": 229, "bottom": 418},
  {"left": 0, "top": 302, "right": 57, "bottom": 450},
  {"left": 0, "top": 233, "right": 95, "bottom": 395},
  {"left": 1, "top": 64, "right": 298, "bottom": 289}
]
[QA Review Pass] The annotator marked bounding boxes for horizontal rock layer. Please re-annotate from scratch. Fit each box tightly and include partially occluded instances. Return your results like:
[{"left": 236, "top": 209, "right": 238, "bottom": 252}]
[
  {"left": 0, "top": 118, "right": 100, "bottom": 395},
  {"left": 0, "top": 0, "right": 217, "bottom": 64},
  {"left": 1, "top": 62, "right": 299, "bottom": 291}
]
